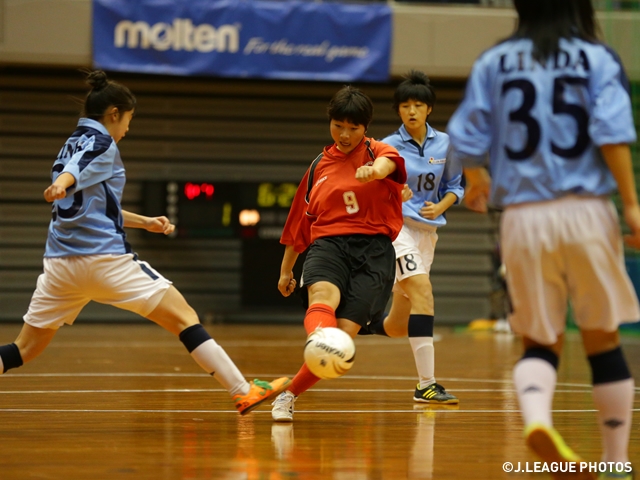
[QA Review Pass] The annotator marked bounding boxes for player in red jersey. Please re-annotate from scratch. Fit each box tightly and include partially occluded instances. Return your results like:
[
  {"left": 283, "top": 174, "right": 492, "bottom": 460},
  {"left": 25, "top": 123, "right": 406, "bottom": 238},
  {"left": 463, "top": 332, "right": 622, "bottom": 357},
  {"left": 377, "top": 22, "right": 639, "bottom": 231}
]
[{"left": 271, "top": 86, "right": 407, "bottom": 422}]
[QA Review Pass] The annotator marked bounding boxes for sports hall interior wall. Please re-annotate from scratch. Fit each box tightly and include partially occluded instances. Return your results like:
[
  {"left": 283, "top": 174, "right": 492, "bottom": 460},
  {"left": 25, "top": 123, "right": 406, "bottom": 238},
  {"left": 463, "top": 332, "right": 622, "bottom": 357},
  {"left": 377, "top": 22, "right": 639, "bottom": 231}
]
[
  {"left": 2, "top": 2, "right": 637, "bottom": 325},
  {"left": 0, "top": 66, "right": 496, "bottom": 324}
]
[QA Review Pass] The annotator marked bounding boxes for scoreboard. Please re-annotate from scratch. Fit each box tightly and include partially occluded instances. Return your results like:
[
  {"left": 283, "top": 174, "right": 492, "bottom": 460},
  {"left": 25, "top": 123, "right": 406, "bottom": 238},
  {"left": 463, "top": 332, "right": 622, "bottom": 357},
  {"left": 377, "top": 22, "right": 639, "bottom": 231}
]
[
  {"left": 143, "top": 181, "right": 299, "bottom": 239},
  {"left": 143, "top": 181, "right": 305, "bottom": 308}
]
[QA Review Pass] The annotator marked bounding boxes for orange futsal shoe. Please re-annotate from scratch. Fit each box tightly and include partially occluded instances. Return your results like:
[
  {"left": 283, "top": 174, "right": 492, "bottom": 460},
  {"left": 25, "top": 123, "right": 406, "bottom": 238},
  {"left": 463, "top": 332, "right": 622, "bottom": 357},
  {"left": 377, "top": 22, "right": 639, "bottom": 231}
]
[{"left": 233, "top": 377, "right": 291, "bottom": 415}]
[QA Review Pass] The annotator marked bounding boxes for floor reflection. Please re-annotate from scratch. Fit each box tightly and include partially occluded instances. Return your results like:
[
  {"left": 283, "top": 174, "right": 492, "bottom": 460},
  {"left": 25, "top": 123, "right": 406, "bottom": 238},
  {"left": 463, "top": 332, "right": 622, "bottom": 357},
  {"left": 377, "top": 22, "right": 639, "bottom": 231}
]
[{"left": 265, "top": 406, "right": 458, "bottom": 479}]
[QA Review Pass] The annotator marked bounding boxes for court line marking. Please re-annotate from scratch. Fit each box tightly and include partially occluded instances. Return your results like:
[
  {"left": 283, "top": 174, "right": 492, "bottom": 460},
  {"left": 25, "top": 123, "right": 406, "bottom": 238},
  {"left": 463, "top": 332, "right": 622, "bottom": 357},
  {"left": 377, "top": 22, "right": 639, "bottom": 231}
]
[
  {"left": 38, "top": 335, "right": 640, "bottom": 348},
  {"left": 0, "top": 408, "right": 639, "bottom": 414},
  {"left": 45, "top": 338, "right": 413, "bottom": 348},
  {"left": 5, "top": 373, "right": 637, "bottom": 391},
  {"left": 0, "top": 372, "right": 590, "bottom": 386},
  {"left": 0, "top": 388, "right": 595, "bottom": 394}
]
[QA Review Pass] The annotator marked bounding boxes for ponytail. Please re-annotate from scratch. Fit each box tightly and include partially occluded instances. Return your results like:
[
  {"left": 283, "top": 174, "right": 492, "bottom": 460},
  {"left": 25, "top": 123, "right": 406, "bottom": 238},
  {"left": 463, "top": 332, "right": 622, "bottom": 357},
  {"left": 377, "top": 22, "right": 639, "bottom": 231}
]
[{"left": 82, "top": 70, "right": 136, "bottom": 120}]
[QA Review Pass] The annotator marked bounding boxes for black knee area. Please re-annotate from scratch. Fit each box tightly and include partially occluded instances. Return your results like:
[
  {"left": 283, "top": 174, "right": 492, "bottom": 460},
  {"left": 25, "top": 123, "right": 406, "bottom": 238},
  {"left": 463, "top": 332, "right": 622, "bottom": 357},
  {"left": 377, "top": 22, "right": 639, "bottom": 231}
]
[
  {"left": 356, "top": 326, "right": 373, "bottom": 336},
  {"left": 0, "top": 343, "right": 23, "bottom": 373},
  {"left": 408, "top": 314, "right": 434, "bottom": 338},
  {"left": 588, "top": 347, "right": 631, "bottom": 385},
  {"left": 522, "top": 347, "right": 559, "bottom": 370},
  {"left": 370, "top": 321, "right": 388, "bottom": 336},
  {"left": 365, "top": 312, "right": 388, "bottom": 336},
  {"left": 179, "top": 324, "right": 212, "bottom": 353}
]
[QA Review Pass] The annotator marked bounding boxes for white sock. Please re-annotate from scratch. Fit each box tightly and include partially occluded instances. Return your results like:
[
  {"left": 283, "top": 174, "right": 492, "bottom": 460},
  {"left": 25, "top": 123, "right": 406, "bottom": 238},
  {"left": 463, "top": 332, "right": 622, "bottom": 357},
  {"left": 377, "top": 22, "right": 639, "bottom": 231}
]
[
  {"left": 190, "top": 339, "right": 249, "bottom": 397},
  {"left": 513, "top": 357, "right": 556, "bottom": 427},
  {"left": 592, "top": 378, "right": 634, "bottom": 463},
  {"left": 410, "top": 336, "right": 435, "bottom": 389}
]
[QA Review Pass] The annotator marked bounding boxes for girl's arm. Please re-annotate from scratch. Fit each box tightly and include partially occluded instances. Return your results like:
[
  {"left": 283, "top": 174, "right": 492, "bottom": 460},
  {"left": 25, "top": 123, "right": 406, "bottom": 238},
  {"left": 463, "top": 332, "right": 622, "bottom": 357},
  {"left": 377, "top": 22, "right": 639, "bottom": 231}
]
[
  {"left": 355, "top": 156, "right": 397, "bottom": 183},
  {"left": 601, "top": 144, "right": 640, "bottom": 248},
  {"left": 122, "top": 210, "right": 175, "bottom": 235},
  {"left": 278, "top": 244, "right": 299, "bottom": 297},
  {"left": 43, "top": 173, "right": 76, "bottom": 202},
  {"left": 462, "top": 167, "right": 491, "bottom": 213},
  {"left": 421, "top": 191, "right": 458, "bottom": 220}
]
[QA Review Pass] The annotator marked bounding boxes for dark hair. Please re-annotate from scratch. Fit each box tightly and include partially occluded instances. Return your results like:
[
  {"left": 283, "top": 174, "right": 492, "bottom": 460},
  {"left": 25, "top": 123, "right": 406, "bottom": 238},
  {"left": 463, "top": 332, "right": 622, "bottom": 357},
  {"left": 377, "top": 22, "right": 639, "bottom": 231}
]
[
  {"left": 573, "top": 0, "right": 600, "bottom": 41},
  {"left": 327, "top": 86, "right": 373, "bottom": 128},
  {"left": 513, "top": 0, "right": 597, "bottom": 62},
  {"left": 82, "top": 70, "right": 136, "bottom": 120},
  {"left": 392, "top": 70, "right": 436, "bottom": 114}
]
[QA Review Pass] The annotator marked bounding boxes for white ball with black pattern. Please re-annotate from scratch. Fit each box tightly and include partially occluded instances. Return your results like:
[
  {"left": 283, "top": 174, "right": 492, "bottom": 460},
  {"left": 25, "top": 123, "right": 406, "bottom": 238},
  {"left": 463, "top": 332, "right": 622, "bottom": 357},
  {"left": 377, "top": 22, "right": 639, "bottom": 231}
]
[{"left": 303, "top": 327, "right": 355, "bottom": 380}]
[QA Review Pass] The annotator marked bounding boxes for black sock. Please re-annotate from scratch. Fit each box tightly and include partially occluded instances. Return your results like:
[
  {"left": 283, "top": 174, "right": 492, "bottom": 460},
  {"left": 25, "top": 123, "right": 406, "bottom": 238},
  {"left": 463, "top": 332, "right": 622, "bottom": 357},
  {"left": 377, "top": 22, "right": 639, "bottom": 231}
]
[
  {"left": 408, "top": 314, "right": 434, "bottom": 338},
  {"left": 0, "top": 343, "right": 23, "bottom": 373}
]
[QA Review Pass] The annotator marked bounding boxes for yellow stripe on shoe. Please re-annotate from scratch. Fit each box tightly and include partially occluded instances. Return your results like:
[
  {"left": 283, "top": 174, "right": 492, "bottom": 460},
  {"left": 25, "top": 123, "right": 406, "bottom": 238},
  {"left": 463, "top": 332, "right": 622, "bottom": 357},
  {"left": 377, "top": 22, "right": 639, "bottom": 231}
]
[{"left": 413, "top": 382, "right": 459, "bottom": 404}]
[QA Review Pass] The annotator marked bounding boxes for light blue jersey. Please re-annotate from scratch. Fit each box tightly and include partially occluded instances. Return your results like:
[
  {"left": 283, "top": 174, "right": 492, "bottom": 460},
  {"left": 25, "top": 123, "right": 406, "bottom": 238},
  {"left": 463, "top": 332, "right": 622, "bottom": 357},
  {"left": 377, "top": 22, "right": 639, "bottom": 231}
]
[
  {"left": 45, "top": 118, "right": 131, "bottom": 257},
  {"left": 447, "top": 37, "right": 635, "bottom": 208},
  {"left": 382, "top": 124, "right": 464, "bottom": 228}
]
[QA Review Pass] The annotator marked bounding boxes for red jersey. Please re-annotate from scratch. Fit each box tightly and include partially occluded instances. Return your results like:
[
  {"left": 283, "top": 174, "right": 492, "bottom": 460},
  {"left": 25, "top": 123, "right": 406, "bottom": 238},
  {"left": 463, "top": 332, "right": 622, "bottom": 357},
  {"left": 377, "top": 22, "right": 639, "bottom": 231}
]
[{"left": 281, "top": 137, "right": 407, "bottom": 253}]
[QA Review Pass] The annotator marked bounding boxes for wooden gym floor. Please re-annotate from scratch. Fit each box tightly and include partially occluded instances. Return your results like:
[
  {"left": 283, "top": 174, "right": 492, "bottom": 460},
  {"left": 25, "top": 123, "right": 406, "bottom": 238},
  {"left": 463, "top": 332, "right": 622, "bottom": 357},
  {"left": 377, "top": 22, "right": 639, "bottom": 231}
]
[{"left": 0, "top": 322, "right": 638, "bottom": 479}]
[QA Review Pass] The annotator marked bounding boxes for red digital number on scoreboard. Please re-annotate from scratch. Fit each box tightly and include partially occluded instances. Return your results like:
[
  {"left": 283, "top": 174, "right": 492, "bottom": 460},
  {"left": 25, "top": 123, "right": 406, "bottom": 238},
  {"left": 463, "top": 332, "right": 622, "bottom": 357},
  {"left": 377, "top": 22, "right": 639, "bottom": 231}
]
[{"left": 184, "top": 182, "right": 215, "bottom": 200}]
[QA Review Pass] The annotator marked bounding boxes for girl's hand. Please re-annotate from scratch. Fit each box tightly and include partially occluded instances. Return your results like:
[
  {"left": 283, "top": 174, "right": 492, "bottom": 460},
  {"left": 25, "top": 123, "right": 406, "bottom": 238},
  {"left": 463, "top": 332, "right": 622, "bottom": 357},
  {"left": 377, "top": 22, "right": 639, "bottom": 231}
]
[
  {"left": 623, "top": 204, "right": 640, "bottom": 249},
  {"left": 401, "top": 184, "right": 413, "bottom": 202},
  {"left": 463, "top": 167, "right": 491, "bottom": 213},
  {"left": 420, "top": 201, "right": 444, "bottom": 220},
  {"left": 145, "top": 216, "right": 175, "bottom": 235},
  {"left": 43, "top": 184, "right": 67, "bottom": 202},
  {"left": 355, "top": 165, "right": 378, "bottom": 183},
  {"left": 278, "top": 272, "right": 297, "bottom": 297}
]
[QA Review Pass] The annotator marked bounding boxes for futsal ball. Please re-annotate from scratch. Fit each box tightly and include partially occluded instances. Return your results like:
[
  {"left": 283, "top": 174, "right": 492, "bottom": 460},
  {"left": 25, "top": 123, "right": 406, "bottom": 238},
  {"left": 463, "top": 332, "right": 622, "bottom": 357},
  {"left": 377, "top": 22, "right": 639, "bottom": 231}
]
[{"left": 303, "top": 327, "right": 356, "bottom": 380}]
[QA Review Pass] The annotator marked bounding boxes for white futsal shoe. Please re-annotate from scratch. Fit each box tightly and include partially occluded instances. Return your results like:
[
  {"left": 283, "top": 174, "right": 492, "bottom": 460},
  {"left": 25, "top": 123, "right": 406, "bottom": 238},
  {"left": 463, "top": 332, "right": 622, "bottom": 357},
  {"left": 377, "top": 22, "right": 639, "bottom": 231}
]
[{"left": 271, "top": 390, "right": 296, "bottom": 422}]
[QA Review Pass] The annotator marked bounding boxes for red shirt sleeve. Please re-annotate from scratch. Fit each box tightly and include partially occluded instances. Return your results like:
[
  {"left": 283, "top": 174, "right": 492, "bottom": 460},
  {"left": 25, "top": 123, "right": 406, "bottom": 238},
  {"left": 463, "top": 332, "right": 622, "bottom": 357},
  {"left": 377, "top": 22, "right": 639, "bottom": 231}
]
[
  {"left": 280, "top": 169, "right": 313, "bottom": 253},
  {"left": 372, "top": 139, "right": 407, "bottom": 184}
]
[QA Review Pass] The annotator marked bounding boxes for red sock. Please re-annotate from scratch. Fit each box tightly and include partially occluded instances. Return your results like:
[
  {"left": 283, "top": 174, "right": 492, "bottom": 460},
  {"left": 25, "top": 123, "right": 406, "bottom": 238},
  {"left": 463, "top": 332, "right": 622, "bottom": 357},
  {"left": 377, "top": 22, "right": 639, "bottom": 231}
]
[
  {"left": 289, "top": 363, "right": 321, "bottom": 396},
  {"left": 290, "top": 304, "right": 336, "bottom": 396},
  {"left": 303, "top": 303, "right": 337, "bottom": 334}
]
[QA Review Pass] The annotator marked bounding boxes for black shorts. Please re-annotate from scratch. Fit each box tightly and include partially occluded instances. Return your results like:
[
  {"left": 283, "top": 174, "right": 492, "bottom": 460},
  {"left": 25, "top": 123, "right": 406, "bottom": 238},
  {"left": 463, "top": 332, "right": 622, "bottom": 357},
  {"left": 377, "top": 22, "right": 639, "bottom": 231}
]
[{"left": 300, "top": 234, "right": 395, "bottom": 328}]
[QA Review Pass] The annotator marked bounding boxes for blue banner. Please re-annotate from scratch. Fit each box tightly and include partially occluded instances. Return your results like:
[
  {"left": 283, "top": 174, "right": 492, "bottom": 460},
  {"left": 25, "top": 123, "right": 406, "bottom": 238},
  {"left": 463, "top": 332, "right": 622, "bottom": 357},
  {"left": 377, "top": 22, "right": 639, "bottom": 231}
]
[{"left": 93, "top": 0, "right": 392, "bottom": 82}]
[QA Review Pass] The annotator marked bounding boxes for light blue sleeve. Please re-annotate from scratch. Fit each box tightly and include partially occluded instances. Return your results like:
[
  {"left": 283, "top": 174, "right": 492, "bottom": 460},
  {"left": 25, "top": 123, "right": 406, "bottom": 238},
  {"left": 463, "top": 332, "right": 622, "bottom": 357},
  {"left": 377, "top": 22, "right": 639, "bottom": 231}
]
[
  {"left": 447, "top": 56, "right": 493, "bottom": 168},
  {"left": 62, "top": 135, "right": 116, "bottom": 193},
  {"left": 440, "top": 148, "right": 465, "bottom": 204},
  {"left": 589, "top": 49, "right": 637, "bottom": 146}
]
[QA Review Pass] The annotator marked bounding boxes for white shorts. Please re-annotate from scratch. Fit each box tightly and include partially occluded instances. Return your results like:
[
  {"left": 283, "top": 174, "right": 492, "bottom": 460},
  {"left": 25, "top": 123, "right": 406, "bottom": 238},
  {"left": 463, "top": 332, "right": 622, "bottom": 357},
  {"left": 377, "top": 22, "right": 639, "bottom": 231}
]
[
  {"left": 501, "top": 196, "right": 640, "bottom": 345},
  {"left": 24, "top": 254, "right": 172, "bottom": 329},
  {"left": 392, "top": 221, "right": 438, "bottom": 296}
]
